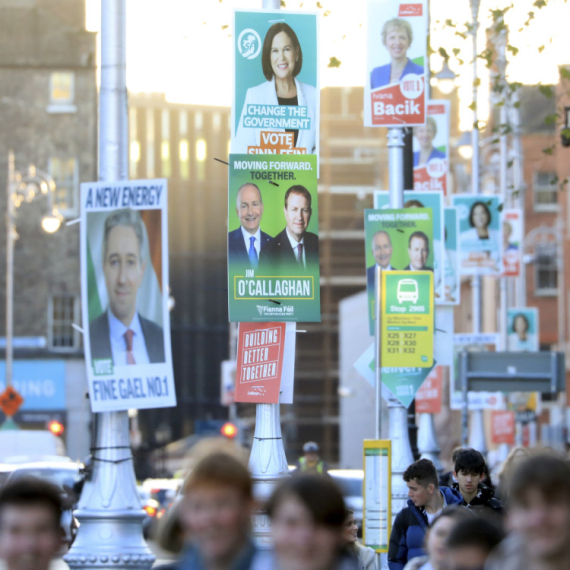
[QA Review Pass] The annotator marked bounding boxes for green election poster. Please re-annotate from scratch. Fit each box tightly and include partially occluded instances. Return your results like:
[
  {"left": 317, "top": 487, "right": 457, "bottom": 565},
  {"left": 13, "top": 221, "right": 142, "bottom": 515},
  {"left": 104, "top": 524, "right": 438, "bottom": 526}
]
[
  {"left": 364, "top": 208, "right": 434, "bottom": 335},
  {"left": 381, "top": 270, "right": 434, "bottom": 368},
  {"left": 228, "top": 154, "right": 320, "bottom": 322}
]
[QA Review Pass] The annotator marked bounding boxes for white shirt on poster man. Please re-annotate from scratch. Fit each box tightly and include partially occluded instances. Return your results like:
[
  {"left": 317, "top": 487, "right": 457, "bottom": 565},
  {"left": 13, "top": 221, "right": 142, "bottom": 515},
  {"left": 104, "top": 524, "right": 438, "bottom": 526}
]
[
  {"left": 286, "top": 228, "right": 306, "bottom": 268},
  {"left": 240, "top": 226, "right": 262, "bottom": 257},
  {"left": 108, "top": 310, "right": 150, "bottom": 366}
]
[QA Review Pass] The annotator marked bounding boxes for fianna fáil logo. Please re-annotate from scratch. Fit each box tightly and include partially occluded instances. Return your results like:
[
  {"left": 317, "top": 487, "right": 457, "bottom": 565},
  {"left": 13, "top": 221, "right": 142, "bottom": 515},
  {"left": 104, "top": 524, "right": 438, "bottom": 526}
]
[{"left": 238, "top": 29, "right": 262, "bottom": 60}]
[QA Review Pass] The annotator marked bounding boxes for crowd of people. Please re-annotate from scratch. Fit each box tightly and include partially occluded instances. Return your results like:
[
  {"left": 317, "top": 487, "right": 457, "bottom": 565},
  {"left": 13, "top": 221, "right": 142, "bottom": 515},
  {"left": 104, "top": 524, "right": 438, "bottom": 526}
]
[{"left": 1, "top": 443, "right": 570, "bottom": 570}]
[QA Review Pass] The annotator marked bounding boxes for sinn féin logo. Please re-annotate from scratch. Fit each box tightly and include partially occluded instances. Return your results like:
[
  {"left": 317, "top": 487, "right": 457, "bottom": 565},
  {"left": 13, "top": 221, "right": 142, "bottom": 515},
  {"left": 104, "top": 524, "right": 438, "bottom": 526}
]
[
  {"left": 238, "top": 29, "right": 262, "bottom": 60},
  {"left": 256, "top": 305, "right": 264, "bottom": 316}
]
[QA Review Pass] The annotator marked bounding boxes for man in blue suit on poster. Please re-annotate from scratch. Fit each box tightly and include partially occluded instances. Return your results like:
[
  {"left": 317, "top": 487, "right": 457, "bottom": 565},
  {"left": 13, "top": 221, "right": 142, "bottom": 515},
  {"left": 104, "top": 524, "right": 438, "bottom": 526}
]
[{"left": 228, "top": 183, "right": 272, "bottom": 270}]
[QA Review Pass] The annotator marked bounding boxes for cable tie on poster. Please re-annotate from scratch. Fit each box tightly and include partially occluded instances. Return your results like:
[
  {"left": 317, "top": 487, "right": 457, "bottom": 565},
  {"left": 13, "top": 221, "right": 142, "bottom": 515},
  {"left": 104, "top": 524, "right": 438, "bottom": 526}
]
[
  {"left": 296, "top": 330, "right": 307, "bottom": 333},
  {"left": 214, "top": 158, "right": 229, "bottom": 165},
  {"left": 268, "top": 299, "right": 281, "bottom": 305},
  {"left": 66, "top": 218, "right": 80, "bottom": 226},
  {"left": 268, "top": 181, "right": 280, "bottom": 186},
  {"left": 72, "top": 323, "right": 84, "bottom": 334}
]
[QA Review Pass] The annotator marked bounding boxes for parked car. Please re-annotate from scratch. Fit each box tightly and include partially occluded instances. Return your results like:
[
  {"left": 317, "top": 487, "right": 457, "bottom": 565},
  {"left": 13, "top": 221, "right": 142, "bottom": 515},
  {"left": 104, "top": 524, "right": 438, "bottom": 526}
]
[
  {"left": 329, "top": 469, "right": 364, "bottom": 534},
  {"left": 7, "top": 460, "right": 83, "bottom": 545},
  {"left": 137, "top": 485, "right": 161, "bottom": 538}
]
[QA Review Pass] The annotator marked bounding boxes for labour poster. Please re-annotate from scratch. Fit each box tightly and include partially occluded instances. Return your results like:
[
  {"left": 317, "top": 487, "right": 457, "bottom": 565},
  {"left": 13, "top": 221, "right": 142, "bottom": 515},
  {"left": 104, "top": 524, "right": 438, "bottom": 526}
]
[
  {"left": 80, "top": 179, "right": 176, "bottom": 412},
  {"left": 232, "top": 10, "right": 319, "bottom": 163},
  {"left": 502, "top": 208, "right": 522, "bottom": 277},
  {"left": 452, "top": 195, "right": 502, "bottom": 276},
  {"left": 364, "top": 0, "right": 427, "bottom": 127},
  {"left": 413, "top": 100, "right": 449, "bottom": 194},
  {"left": 228, "top": 154, "right": 320, "bottom": 322}
]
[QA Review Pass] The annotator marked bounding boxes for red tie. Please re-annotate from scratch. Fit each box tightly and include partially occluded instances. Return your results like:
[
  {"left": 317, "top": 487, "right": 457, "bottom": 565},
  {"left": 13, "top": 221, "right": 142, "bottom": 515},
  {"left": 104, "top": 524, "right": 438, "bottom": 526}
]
[{"left": 124, "top": 329, "right": 136, "bottom": 365}]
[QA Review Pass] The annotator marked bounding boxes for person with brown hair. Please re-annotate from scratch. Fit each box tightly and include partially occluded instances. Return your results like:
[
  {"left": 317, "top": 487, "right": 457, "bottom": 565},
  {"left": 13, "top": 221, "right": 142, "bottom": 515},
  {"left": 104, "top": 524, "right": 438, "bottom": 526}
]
[
  {"left": 166, "top": 451, "right": 259, "bottom": 570},
  {"left": 342, "top": 509, "right": 376, "bottom": 570},
  {"left": 266, "top": 475, "right": 358, "bottom": 570}
]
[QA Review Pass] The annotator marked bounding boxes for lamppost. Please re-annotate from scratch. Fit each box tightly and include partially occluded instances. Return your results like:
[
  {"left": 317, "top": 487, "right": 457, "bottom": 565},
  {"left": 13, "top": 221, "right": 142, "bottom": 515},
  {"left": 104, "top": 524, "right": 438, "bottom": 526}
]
[{"left": 5, "top": 150, "right": 61, "bottom": 405}]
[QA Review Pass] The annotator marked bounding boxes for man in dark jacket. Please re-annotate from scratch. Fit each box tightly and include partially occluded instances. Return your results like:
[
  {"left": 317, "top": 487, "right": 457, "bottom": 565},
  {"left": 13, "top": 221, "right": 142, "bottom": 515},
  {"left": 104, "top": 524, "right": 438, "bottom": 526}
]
[
  {"left": 388, "top": 458, "right": 463, "bottom": 570},
  {"left": 452, "top": 449, "right": 504, "bottom": 516}
]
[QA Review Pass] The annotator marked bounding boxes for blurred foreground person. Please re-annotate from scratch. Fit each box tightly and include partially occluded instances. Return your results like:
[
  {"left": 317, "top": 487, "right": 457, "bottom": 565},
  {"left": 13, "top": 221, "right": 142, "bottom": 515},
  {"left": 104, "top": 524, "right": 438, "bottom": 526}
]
[
  {"left": 486, "top": 454, "right": 570, "bottom": 570},
  {"left": 266, "top": 475, "right": 358, "bottom": 570},
  {"left": 0, "top": 478, "right": 63, "bottom": 570},
  {"left": 403, "top": 506, "right": 473, "bottom": 570},
  {"left": 172, "top": 451, "right": 259, "bottom": 570},
  {"left": 342, "top": 509, "right": 376, "bottom": 570},
  {"left": 446, "top": 517, "right": 504, "bottom": 570},
  {"left": 496, "top": 446, "right": 529, "bottom": 503},
  {"left": 388, "top": 459, "right": 462, "bottom": 570}
]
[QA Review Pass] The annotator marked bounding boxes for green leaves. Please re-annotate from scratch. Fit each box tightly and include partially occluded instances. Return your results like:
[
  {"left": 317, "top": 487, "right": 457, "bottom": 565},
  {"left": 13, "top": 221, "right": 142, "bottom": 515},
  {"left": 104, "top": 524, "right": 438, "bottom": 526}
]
[
  {"left": 544, "top": 113, "right": 558, "bottom": 125},
  {"left": 327, "top": 56, "right": 341, "bottom": 68},
  {"left": 539, "top": 85, "right": 554, "bottom": 98}
]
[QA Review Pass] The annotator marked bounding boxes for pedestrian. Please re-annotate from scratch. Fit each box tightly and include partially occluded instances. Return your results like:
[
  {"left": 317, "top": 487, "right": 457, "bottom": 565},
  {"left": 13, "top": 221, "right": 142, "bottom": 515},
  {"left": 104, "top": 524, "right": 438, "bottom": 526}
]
[
  {"left": 403, "top": 506, "right": 473, "bottom": 570},
  {"left": 388, "top": 458, "right": 462, "bottom": 570},
  {"left": 342, "top": 509, "right": 376, "bottom": 570},
  {"left": 445, "top": 517, "right": 504, "bottom": 570},
  {"left": 496, "top": 446, "right": 530, "bottom": 503},
  {"left": 0, "top": 477, "right": 64, "bottom": 570},
  {"left": 294, "top": 441, "right": 329, "bottom": 475},
  {"left": 265, "top": 474, "right": 358, "bottom": 570},
  {"left": 166, "top": 450, "right": 261, "bottom": 570},
  {"left": 486, "top": 453, "right": 570, "bottom": 570},
  {"left": 452, "top": 449, "right": 504, "bottom": 516}
]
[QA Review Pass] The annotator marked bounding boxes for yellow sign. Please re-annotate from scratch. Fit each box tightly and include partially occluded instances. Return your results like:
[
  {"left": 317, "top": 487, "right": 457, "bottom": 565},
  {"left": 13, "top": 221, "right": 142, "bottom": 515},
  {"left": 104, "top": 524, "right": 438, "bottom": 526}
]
[
  {"left": 363, "top": 440, "right": 391, "bottom": 553},
  {"left": 381, "top": 271, "right": 434, "bottom": 368}
]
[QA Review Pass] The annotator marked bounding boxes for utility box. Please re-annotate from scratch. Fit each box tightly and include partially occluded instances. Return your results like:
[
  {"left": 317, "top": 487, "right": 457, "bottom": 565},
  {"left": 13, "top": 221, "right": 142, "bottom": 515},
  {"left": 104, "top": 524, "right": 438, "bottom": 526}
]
[{"left": 458, "top": 351, "right": 565, "bottom": 394}]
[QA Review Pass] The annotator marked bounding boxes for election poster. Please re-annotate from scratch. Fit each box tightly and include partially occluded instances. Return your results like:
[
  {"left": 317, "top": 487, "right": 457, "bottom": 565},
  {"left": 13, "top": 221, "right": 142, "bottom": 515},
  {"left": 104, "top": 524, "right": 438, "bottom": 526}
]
[
  {"left": 442, "top": 207, "right": 460, "bottom": 305},
  {"left": 413, "top": 100, "right": 449, "bottom": 195},
  {"left": 375, "top": 191, "right": 444, "bottom": 301},
  {"left": 491, "top": 411, "right": 515, "bottom": 445},
  {"left": 80, "top": 179, "right": 176, "bottom": 413},
  {"left": 232, "top": 10, "right": 320, "bottom": 165},
  {"left": 364, "top": 0, "right": 427, "bottom": 127},
  {"left": 364, "top": 207, "right": 434, "bottom": 335},
  {"left": 451, "top": 333, "right": 504, "bottom": 411},
  {"left": 381, "top": 270, "right": 434, "bottom": 369},
  {"left": 228, "top": 154, "right": 320, "bottom": 322},
  {"left": 416, "top": 367, "right": 443, "bottom": 414},
  {"left": 502, "top": 208, "right": 522, "bottom": 277},
  {"left": 507, "top": 307, "right": 539, "bottom": 352},
  {"left": 452, "top": 195, "right": 503, "bottom": 276}
]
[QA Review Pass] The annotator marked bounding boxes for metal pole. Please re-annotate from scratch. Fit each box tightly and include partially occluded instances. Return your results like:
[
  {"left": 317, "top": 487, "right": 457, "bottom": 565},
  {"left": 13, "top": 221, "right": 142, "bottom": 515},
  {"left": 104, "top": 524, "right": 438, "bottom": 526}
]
[
  {"left": 375, "top": 265, "right": 382, "bottom": 440},
  {"left": 65, "top": 2, "right": 154, "bottom": 569},
  {"left": 387, "top": 127, "right": 414, "bottom": 514},
  {"left": 418, "top": 413, "right": 442, "bottom": 472},
  {"left": 248, "top": 0, "right": 290, "bottom": 550},
  {"left": 5, "top": 152, "right": 14, "bottom": 390}
]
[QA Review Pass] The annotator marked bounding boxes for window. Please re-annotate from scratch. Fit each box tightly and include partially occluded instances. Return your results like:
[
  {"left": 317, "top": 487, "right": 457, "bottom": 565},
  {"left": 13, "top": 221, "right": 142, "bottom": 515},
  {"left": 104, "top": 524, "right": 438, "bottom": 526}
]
[
  {"left": 146, "top": 109, "right": 155, "bottom": 178},
  {"left": 129, "top": 108, "right": 139, "bottom": 178},
  {"left": 47, "top": 72, "right": 76, "bottom": 113},
  {"left": 533, "top": 171, "right": 558, "bottom": 211},
  {"left": 534, "top": 243, "right": 558, "bottom": 295},
  {"left": 161, "top": 110, "right": 171, "bottom": 177},
  {"left": 48, "top": 157, "right": 78, "bottom": 215},
  {"left": 179, "top": 111, "right": 190, "bottom": 180},
  {"left": 48, "top": 296, "right": 80, "bottom": 351}
]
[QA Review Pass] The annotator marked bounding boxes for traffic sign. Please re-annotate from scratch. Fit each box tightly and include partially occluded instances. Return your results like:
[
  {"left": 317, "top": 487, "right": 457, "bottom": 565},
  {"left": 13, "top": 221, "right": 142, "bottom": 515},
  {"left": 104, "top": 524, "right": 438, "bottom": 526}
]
[{"left": 0, "top": 386, "right": 24, "bottom": 417}]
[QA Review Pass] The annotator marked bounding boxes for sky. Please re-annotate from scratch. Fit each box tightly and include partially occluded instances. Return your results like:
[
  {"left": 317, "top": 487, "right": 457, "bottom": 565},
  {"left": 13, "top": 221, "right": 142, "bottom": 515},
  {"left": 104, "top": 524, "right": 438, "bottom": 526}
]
[{"left": 86, "top": 0, "right": 570, "bottom": 131}]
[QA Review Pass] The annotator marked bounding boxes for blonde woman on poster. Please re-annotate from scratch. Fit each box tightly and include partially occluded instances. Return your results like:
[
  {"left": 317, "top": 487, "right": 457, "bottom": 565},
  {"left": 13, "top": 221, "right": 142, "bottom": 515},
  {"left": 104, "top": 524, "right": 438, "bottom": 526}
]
[
  {"left": 234, "top": 22, "right": 317, "bottom": 154},
  {"left": 413, "top": 117, "right": 445, "bottom": 167}
]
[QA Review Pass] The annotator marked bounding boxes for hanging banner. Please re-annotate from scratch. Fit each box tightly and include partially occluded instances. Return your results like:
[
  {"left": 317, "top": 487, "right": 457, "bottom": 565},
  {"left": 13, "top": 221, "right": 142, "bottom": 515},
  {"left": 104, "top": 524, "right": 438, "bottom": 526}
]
[
  {"left": 491, "top": 411, "right": 516, "bottom": 445},
  {"left": 451, "top": 333, "right": 503, "bottom": 410},
  {"left": 374, "top": 191, "right": 444, "bottom": 301},
  {"left": 80, "top": 179, "right": 176, "bottom": 413},
  {"left": 365, "top": 207, "right": 434, "bottom": 335},
  {"left": 507, "top": 307, "right": 539, "bottom": 352},
  {"left": 442, "top": 207, "right": 460, "bottom": 305},
  {"left": 228, "top": 154, "right": 320, "bottom": 322},
  {"left": 381, "top": 270, "right": 434, "bottom": 368},
  {"left": 452, "top": 194, "right": 503, "bottom": 276},
  {"left": 502, "top": 208, "right": 522, "bottom": 277},
  {"left": 416, "top": 367, "right": 443, "bottom": 414},
  {"left": 363, "top": 440, "right": 392, "bottom": 553},
  {"left": 364, "top": 0, "right": 427, "bottom": 127},
  {"left": 413, "top": 100, "right": 449, "bottom": 195},
  {"left": 232, "top": 10, "right": 319, "bottom": 165}
]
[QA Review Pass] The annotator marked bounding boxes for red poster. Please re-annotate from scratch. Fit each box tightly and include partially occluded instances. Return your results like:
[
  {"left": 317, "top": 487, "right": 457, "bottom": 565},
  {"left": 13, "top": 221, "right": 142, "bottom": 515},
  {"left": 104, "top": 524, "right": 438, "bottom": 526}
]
[
  {"left": 415, "top": 366, "right": 442, "bottom": 413},
  {"left": 234, "top": 322, "right": 286, "bottom": 403},
  {"left": 491, "top": 411, "right": 515, "bottom": 445},
  {"left": 502, "top": 209, "right": 522, "bottom": 277}
]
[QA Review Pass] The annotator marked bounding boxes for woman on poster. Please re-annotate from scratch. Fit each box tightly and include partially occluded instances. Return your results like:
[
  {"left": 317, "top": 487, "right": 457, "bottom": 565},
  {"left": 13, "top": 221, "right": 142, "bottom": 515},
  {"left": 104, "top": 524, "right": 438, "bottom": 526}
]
[
  {"left": 234, "top": 22, "right": 317, "bottom": 154},
  {"left": 462, "top": 201, "right": 500, "bottom": 271},
  {"left": 413, "top": 117, "right": 446, "bottom": 167},
  {"left": 370, "top": 18, "right": 424, "bottom": 89}
]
